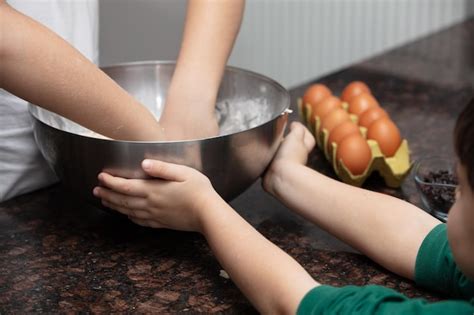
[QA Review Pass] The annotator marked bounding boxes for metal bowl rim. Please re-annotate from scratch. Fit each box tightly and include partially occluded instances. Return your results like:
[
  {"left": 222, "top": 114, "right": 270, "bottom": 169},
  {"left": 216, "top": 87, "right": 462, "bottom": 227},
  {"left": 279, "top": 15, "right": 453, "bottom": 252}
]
[
  {"left": 30, "top": 60, "right": 290, "bottom": 144},
  {"left": 31, "top": 111, "right": 285, "bottom": 147}
]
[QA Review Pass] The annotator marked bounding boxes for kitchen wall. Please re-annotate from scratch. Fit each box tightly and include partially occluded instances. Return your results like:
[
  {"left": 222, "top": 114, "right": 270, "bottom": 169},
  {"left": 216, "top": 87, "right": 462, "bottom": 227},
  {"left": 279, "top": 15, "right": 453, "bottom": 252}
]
[{"left": 99, "top": 0, "right": 474, "bottom": 89}]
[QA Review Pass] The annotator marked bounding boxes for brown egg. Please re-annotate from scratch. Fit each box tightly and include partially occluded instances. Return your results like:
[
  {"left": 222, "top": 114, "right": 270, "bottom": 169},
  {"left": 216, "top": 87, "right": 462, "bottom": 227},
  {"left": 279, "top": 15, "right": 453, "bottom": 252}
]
[
  {"left": 327, "top": 121, "right": 360, "bottom": 153},
  {"left": 341, "top": 81, "right": 371, "bottom": 102},
  {"left": 348, "top": 92, "right": 379, "bottom": 116},
  {"left": 320, "top": 108, "right": 350, "bottom": 133},
  {"left": 303, "top": 84, "right": 332, "bottom": 107},
  {"left": 367, "top": 117, "right": 402, "bottom": 157},
  {"left": 336, "top": 134, "right": 372, "bottom": 175},
  {"left": 311, "top": 96, "right": 342, "bottom": 125},
  {"left": 358, "top": 107, "right": 389, "bottom": 128}
]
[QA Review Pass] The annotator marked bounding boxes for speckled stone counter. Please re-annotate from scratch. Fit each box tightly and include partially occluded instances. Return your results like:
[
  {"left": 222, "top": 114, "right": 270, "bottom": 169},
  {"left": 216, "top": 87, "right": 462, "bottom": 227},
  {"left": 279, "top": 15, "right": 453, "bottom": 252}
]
[{"left": 1, "top": 19, "right": 473, "bottom": 313}]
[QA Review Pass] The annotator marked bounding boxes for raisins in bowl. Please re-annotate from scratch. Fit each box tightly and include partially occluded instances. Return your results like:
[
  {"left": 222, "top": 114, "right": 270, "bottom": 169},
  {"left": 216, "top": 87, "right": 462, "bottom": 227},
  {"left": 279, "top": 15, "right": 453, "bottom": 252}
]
[{"left": 414, "top": 158, "right": 458, "bottom": 222}]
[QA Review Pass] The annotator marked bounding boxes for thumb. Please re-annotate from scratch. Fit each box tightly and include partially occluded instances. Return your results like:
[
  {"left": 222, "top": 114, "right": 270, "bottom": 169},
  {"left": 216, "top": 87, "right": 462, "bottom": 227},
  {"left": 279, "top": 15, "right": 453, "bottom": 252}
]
[
  {"left": 142, "top": 159, "right": 187, "bottom": 182},
  {"left": 289, "top": 122, "right": 315, "bottom": 151},
  {"left": 286, "top": 122, "right": 306, "bottom": 141}
]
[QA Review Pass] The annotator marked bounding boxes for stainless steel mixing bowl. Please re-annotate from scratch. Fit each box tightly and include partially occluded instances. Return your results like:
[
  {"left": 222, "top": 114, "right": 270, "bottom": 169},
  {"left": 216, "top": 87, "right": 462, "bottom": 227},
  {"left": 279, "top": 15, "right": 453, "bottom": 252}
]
[{"left": 29, "top": 61, "right": 290, "bottom": 206}]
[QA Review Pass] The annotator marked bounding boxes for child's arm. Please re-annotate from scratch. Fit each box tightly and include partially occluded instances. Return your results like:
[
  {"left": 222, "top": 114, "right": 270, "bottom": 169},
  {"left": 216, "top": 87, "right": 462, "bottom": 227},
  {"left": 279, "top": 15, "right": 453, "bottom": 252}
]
[
  {"left": 0, "top": 1, "right": 163, "bottom": 141},
  {"left": 93, "top": 160, "right": 318, "bottom": 315},
  {"left": 160, "top": 0, "right": 245, "bottom": 140},
  {"left": 263, "top": 122, "right": 441, "bottom": 280}
]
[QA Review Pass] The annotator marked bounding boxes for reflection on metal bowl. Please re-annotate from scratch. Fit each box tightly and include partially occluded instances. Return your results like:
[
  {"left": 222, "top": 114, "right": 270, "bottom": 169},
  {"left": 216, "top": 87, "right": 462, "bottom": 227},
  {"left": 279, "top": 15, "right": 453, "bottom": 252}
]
[{"left": 29, "top": 61, "right": 290, "bottom": 207}]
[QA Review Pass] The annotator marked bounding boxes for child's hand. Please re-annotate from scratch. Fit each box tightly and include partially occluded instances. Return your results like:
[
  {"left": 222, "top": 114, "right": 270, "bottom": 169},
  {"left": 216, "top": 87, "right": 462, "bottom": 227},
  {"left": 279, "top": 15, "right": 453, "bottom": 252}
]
[
  {"left": 273, "top": 122, "right": 315, "bottom": 165},
  {"left": 263, "top": 122, "right": 315, "bottom": 195},
  {"left": 93, "top": 159, "right": 219, "bottom": 233},
  {"left": 159, "top": 102, "right": 219, "bottom": 141},
  {"left": 159, "top": 83, "right": 219, "bottom": 141}
]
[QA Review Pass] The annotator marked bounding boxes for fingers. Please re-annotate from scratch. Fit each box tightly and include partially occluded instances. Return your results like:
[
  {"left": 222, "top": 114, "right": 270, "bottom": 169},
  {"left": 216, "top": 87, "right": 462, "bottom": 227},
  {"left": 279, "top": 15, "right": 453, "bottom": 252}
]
[
  {"left": 101, "top": 199, "right": 150, "bottom": 220},
  {"left": 129, "top": 217, "right": 163, "bottom": 229},
  {"left": 284, "top": 122, "right": 306, "bottom": 146},
  {"left": 101, "top": 201, "right": 163, "bottom": 229},
  {"left": 289, "top": 122, "right": 306, "bottom": 140},
  {"left": 142, "top": 159, "right": 188, "bottom": 182},
  {"left": 98, "top": 173, "right": 147, "bottom": 197},
  {"left": 93, "top": 186, "right": 147, "bottom": 210},
  {"left": 290, "top": 122, "right": 315, "bottom": 152}
]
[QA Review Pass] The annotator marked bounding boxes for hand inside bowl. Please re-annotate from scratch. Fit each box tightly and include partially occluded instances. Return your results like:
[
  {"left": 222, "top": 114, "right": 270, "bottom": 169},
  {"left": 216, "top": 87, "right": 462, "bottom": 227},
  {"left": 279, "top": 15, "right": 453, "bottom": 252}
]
[
  {"left": 158, "top": 75, "right": 220, "bottom": 141},
  {"left": 159, "top": 106, "right": 219, "bottom": 141}
]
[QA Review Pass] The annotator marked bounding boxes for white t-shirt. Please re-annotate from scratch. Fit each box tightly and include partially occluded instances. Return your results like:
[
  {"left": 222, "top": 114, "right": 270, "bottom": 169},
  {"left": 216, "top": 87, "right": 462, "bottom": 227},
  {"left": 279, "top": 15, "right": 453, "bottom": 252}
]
[{"left": 0, "top": 0, "right": 98, "bottom": 202}]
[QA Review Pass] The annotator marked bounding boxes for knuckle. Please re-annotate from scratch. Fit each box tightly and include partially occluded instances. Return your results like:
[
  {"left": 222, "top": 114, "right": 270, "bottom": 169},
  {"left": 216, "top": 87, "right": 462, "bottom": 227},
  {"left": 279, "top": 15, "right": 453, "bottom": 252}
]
[
  {"left": 138, "top": 212, "right": 149, "bottom": 220},
  {"left": 102, "top": 190, "right": 113, "bottom": 201},
  {"left": 120, "top": 198, "right": 129, "bottom": 207},
  {"left": 154, "top": 162, "right": 166, "bottom": 175},
  {"left": 119, "top": 181, "right": 132, "bottom": 193},
  {"left": 147, "top": 194, "right": 158, "bottom": 205}
]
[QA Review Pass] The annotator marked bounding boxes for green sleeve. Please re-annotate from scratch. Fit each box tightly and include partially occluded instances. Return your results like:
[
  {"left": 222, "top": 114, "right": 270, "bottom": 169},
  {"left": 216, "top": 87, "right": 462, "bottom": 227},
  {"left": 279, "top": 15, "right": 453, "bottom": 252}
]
[
  {"left": 415, "top": 223, "right": 474, "bottom": 299},
  {"left": 297, "top": 223, "right": 474, "bottom": 315},
  {"left": 297, "top": 285, "right": 474, "bottom": 315}
]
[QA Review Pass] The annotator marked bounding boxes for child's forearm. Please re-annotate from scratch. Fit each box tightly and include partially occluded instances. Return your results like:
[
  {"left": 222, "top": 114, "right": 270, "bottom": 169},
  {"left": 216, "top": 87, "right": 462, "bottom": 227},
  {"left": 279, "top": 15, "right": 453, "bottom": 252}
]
[
  {"left": 159, "top": 0, "right": 244, "bottom": 139},
  {"left": 0, "top": 3, "right": 162, "bottom": 140},
  {"left": 269, "top": 161, "right": 440, "bottom": 280},
  {"left": 170, "top": 0, "right": 244, "bottom": 103},
  {"left": 199, "top": 194, "right": 318, "bottom": 315}
]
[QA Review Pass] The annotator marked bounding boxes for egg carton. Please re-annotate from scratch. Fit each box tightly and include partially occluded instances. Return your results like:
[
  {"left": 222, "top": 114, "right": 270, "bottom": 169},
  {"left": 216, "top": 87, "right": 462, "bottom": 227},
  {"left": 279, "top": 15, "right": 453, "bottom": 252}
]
[{"left": 297, "top": 98, "right": 411, "bottom": 187}]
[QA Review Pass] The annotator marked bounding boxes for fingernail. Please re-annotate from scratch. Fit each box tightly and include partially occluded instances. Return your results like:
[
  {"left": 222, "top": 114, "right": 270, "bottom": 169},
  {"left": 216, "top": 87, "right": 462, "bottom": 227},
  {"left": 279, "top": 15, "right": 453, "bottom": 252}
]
[
  {"left": 93, "top": 187, "right": 100, "bottom": 196},
  {"left": 98, "top": 173, "right": 103, "bottom": 181},
  {"left": 142, "top": 159, "right": 152, "bottom": 170}
]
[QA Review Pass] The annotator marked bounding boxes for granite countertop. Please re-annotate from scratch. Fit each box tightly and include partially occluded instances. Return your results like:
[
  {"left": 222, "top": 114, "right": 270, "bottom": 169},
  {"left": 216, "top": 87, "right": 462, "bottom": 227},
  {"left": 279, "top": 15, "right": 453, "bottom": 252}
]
[{"left": 1, "top": 19, "right": 473, "bottom": 313}]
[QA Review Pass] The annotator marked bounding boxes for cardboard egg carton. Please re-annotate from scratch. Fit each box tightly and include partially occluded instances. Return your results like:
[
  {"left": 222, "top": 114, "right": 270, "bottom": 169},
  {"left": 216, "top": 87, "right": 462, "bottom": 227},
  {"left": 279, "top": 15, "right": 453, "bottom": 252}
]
[{"left": 297, "top": 98, "right": 411, "bottom": 187}]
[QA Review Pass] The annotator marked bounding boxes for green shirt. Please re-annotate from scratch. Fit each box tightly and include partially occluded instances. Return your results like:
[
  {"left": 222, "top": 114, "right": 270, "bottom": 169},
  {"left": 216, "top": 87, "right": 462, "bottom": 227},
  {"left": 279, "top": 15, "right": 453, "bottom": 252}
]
[{"left": 297, "top": 224, "right": 474, "bottom": 314}]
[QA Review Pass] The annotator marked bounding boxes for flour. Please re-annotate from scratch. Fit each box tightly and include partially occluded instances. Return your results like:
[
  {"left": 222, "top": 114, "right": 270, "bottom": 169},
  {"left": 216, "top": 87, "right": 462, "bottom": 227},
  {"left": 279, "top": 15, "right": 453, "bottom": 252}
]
[{"left": 216, "top": 98, "right": 273, "bottom": 136}]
